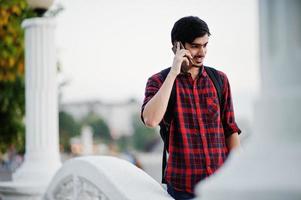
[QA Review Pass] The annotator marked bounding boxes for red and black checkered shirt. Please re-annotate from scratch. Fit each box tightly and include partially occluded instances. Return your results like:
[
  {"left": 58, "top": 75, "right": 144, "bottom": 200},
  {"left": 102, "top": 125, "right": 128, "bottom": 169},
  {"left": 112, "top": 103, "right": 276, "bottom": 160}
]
[{"left": 141, "top": 66, "right": 241, "bottom": 193}]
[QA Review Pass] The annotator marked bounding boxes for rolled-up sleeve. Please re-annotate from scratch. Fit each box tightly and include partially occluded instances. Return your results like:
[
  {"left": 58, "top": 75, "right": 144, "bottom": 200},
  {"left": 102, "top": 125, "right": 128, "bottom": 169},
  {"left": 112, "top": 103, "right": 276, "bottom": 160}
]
[
  {"left": 219, "top": 72, "right": 241, "bottom": 138},
  {"left": 140, "top": 73, "right": 163, "bottom": 124}
]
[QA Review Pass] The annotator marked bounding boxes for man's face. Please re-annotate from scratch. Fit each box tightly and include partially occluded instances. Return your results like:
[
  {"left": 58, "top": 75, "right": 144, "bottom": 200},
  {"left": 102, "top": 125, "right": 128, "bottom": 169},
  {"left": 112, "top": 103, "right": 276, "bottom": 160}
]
[{"left": 184, "top": 34, "right": 209, "bottom": 67}]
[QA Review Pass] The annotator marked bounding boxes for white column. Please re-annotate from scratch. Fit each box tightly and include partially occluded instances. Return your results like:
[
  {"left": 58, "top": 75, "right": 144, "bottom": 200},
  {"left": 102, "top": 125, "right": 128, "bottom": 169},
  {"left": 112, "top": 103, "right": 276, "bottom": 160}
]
[
  {"left": 195, "top": 1, "right": 301, "bottom": 199},
  {"left": 13, "top": 17, "right": 61, "bottom": 184},
  {"left": 0, "top": 17, "right": 62, "bottom": 200}
]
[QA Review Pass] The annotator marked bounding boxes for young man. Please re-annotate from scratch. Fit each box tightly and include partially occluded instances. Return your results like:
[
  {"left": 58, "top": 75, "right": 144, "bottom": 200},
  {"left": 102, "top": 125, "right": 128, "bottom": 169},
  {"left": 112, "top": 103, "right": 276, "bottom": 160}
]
[{"left": 141, "top": 16, "right": 241, "bottom": 200}]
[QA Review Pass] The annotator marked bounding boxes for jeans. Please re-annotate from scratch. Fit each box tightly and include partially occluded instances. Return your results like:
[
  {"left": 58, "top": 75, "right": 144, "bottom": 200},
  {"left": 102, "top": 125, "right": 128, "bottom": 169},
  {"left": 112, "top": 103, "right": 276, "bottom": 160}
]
[{"left": 167, "top": 184, "right": 195, "bottom": 200}]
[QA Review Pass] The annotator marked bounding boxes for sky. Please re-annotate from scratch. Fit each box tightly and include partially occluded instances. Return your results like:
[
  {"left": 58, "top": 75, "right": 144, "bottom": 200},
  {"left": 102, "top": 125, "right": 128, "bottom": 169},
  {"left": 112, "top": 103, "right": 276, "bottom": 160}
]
[{"left": 54, "top": 0, "right": 260, "bottom": 121}]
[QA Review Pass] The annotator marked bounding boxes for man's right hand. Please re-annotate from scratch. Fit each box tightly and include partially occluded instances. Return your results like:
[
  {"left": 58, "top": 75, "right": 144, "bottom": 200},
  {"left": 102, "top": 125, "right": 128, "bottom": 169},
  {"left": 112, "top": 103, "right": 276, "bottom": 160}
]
[{"left": 170, "top": 42, "right": 192, "bottom": 77}]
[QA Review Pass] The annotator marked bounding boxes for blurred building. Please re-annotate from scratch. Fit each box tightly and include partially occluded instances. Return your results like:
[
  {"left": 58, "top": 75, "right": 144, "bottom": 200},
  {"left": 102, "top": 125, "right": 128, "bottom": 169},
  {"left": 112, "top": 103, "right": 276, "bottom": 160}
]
[{"left": 60, "top": 98, "right": 140, "bottom": 139}]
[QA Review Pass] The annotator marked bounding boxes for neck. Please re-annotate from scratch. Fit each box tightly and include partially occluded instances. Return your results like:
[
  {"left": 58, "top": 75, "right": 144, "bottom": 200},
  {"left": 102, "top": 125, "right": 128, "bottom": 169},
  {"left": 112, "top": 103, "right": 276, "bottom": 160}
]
[{"left": 188, "top": 66, "right": 202, "bottom": 80}]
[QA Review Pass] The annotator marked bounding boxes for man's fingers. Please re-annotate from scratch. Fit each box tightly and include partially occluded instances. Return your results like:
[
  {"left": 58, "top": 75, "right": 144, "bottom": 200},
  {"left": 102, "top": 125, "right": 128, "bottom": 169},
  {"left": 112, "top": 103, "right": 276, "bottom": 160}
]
[
  {"left": 176, "top": 42, "right": 180, "bottom": 52},
  {"left": 183, "top": 57, "right": 190, "bottom": 66},
  {"left": 185, "top": 50, "right": 193, "bottom": 59},
  {"left": 179, "top": 50, "right": 192, "bottom": 58}
]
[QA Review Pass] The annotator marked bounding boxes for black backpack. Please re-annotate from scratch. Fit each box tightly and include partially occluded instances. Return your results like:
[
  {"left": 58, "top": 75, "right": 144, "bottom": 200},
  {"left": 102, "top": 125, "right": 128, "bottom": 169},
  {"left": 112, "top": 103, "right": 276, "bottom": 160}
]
[{"left": 159, "top": 66, "right": 224, "bottom": 183}]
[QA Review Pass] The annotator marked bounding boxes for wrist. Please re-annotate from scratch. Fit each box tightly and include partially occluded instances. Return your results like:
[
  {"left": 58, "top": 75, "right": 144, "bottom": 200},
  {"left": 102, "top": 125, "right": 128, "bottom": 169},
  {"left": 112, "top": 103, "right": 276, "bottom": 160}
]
[{"left": 168, "top": 70, "right": 178, "bottom": 80}]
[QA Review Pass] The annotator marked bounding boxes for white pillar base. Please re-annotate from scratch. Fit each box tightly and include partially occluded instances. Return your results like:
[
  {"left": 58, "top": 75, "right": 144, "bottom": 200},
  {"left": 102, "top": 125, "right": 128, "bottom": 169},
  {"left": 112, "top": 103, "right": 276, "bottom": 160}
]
[
  {"left": 0, "top": 182, "right": 45, "bottom": 200},
  {"left": 13, "top": 154, "right": 61, "bottom": 184}
]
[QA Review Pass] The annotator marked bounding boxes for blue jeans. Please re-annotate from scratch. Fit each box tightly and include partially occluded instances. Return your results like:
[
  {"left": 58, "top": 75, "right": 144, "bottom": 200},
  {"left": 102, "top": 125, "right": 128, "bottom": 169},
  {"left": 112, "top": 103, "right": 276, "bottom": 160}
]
[{"left": 167, "top": 184, "right": 195, "bottom": 200}]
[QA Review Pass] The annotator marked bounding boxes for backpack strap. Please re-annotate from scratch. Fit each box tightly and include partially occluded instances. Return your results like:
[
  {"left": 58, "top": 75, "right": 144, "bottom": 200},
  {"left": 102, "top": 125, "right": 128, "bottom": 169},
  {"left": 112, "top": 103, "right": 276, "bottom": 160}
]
[{"left": 161, "top": 128, "right": 168, "bottom": 183}]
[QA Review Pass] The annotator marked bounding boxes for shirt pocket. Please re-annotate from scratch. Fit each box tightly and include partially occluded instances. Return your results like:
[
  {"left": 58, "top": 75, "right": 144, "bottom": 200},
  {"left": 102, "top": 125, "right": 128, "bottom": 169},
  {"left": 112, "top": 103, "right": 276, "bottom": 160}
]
[{"left": 205, "top": 97, "right": 220, "bottom": 122}]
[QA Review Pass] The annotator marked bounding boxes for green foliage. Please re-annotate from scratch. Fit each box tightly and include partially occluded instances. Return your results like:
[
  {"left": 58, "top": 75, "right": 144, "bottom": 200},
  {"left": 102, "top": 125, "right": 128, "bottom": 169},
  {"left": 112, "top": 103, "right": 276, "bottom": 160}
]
[
  {"left": 0, "top": 0, "right": 37, "bottom": 81},
  {"left": 59, "top": 111, "right": 81, "bottom": 152},
  {"left": 58, "top": 111, "right": 112, "bottom": 152},
  {"left": 0, "top": 77, "right": 25, "bottom": 153},
  {"left": 81, "top": 112, "right": 112, "bottom": 144},
  {"left": 0, "top": 0, "right": 36, "bottom": 153},
  {"left": 131, "top": 113, "right": 158, "bottom": 152},
  {"left": 116, "top": 135, "right": 132, "bottom": 152},
  {"left": 59, "top": 111, "right": 80, "bottom": 137}
]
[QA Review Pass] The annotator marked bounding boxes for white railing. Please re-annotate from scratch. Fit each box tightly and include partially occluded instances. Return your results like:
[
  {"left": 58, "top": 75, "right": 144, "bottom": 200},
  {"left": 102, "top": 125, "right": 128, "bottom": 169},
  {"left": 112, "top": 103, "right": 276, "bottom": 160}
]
[{"left": 44, "top": 156, "right": 173, "bottom": 200}]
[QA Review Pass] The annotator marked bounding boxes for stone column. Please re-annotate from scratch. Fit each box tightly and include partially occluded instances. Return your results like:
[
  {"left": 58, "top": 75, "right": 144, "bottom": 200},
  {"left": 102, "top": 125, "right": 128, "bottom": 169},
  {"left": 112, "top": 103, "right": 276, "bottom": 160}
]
[
  {"left": 195, "top": 1, "right": 301, "bottom": 199},
  {"left": 0, "top": 17, "right": 61, "bottom": 200}
]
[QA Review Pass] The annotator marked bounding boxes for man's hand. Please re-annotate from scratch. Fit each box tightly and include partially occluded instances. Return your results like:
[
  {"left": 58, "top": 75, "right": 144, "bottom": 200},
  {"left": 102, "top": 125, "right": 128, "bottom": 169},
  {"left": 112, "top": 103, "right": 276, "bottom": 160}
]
[{"left": 170, "top": 42, "right": 192, "bottom": 77}]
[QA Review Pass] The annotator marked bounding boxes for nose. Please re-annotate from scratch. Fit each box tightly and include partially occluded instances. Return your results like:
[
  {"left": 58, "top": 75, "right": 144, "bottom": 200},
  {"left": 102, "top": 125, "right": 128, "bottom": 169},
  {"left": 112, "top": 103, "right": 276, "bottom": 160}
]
[{"left": 197, "top": 47, "right": 206, "bottom": 56}]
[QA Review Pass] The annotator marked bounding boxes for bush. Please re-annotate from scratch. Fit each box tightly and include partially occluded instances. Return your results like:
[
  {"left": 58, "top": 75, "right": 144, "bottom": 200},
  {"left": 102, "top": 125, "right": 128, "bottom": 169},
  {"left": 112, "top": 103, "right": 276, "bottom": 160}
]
[{"left": 0, "top": 0, "right": 36, "bottom": 153}]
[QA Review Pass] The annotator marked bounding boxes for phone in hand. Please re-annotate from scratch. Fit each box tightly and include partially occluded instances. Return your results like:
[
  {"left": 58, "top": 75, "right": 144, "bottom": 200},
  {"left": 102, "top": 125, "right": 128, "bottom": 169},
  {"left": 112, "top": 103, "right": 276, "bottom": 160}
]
[{"left": 172, "top": 41, "right": 196, "bottom": 71}]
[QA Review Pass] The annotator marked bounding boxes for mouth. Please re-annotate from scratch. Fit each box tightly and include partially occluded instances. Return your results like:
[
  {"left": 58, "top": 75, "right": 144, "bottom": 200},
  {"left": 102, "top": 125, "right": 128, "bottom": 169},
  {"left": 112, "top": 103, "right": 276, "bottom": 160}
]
[
  {"left": 195, "top": 56, "right": 204, "bottom": 63},
  {"left": 190, "top": 56, "right": 204, "bottom": 66}
]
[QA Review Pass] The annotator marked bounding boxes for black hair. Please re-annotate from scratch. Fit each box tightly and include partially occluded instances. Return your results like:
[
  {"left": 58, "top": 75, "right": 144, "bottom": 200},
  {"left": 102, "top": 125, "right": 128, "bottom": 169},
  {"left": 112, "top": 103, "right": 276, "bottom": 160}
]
[{"left": 171, "top": 16, "right": 211, "bottom": 45}]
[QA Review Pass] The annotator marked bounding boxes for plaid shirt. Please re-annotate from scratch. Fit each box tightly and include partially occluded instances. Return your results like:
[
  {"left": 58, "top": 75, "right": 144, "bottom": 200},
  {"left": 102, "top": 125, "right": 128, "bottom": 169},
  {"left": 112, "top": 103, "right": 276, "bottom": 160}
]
[{"left": 141, "top": 66, "right": 241, "bottom": 193}]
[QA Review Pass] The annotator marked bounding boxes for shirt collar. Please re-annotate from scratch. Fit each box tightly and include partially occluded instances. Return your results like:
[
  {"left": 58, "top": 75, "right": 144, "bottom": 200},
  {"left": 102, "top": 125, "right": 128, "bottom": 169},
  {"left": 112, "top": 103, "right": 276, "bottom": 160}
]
[{"left": 179, "top": 65, "right": 207, "bottom": 77}]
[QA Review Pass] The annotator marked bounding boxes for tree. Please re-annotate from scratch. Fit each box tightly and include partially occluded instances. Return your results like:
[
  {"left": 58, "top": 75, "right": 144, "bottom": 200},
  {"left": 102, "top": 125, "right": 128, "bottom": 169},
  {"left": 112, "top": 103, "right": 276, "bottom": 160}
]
[
  {"left": 59, "top": 111, "right": 81, "bottom": 152},
  {"left": 116, "top": 135, "right": 131, "bottom": 152},
  {"left": 0, "top": 0, "right": 36, "bottom": 153},
  {"left": 81, "top": 112, "right": 112, "bottom": 144}
]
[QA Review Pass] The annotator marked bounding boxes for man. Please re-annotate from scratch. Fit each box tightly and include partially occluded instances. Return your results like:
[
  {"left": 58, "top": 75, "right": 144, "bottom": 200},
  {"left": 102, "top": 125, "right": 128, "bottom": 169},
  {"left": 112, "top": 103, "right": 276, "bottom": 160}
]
[{"left": 141, "top": 16, "right": 241, "bottom": 200}]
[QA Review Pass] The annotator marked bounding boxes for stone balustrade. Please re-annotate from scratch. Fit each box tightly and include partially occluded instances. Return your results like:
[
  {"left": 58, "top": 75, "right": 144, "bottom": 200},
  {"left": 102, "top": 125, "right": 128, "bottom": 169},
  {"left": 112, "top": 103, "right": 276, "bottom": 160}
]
[{"left": 44, "top": 156, "right": 173, "bottom": 200}]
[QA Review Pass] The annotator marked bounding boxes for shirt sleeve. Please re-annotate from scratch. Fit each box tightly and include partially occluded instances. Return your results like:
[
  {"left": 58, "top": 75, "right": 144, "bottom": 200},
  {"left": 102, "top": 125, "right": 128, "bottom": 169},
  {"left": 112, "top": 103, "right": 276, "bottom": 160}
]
[
  {"left": 140, "top": 73, "right": 163, "bottom": 124},
  {"left": 219, "top": 71, "right": 241, "bottom": 138}
]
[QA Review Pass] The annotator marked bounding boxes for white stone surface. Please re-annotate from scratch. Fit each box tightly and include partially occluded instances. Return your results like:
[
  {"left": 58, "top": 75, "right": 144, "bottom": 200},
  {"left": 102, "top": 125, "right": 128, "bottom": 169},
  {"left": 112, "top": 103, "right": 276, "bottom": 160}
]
[
  {"left": 136, "top": 152, "right": 162, "bottom": 183},
  {"left": 0, "top": 17, "right": 61, "bottom": 200},
  {"left": 195, "top": 1, "right": 301, "bottom": 199},
  {"left": 0, "top": 182, "right": 45, "bottom": 200},
  {"left": 44, "top": 156, "right": 173, "bottom": 200}
]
